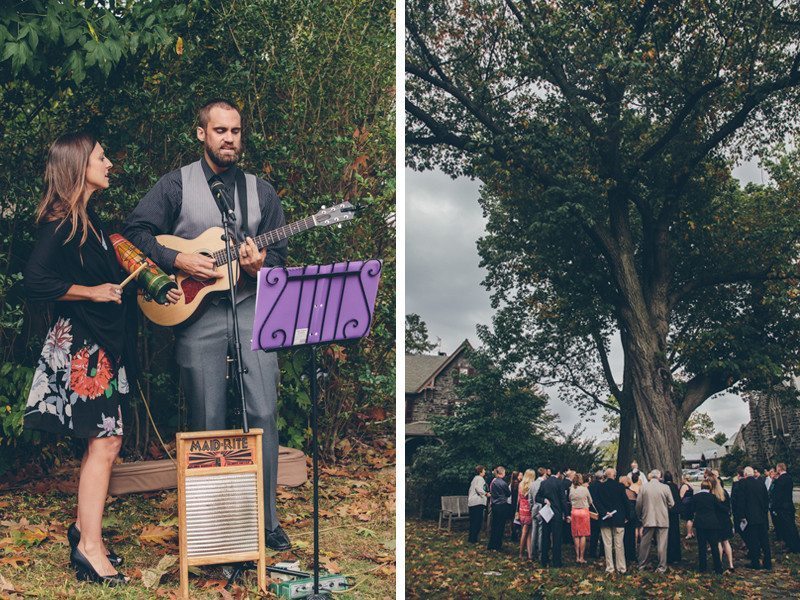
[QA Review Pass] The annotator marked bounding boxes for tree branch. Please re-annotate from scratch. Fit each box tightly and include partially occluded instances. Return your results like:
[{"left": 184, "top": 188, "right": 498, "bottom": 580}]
[
  {"left": 406, "top": 61, "right": 504, "bottom": 136},
  {"left": 681, "top": 371, "right": 731, "bottom": 420},
  {"left": 637, "top": 77, "right": 726, "bottom": 164},
  {"left": 405, "top": 99, "right": 477, "bottom": 152},
  {"left": 592, "top": 330, "right": 621, "bottom": 399},
  {"left": 690, "top": 56, "right": 800, "bottom": 164}
]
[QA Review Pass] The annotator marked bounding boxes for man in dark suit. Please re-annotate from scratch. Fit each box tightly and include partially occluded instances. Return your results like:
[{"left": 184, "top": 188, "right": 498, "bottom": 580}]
[
  {"left": 536, "top": 468, "right": 569, "bottom": 567},
  {"left": 738, "top": 466, "right": 772, "bottom": 569},
  {"left": 592, "top": 468, "right": 630, "bottom": 574},
  {"left": 587, "top": 470, "right": 604, "bottom": 560},
  {"left": 771, "top": 463, "right": 800, "bottom": 553},
  {"left": 730, "top": 467, "right": 746, "bottom": 544}
]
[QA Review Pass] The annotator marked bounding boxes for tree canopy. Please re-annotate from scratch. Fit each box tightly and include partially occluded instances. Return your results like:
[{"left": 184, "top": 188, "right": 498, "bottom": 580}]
[{"left": 407, "top": 0, "right": 800, "bottom": 475}]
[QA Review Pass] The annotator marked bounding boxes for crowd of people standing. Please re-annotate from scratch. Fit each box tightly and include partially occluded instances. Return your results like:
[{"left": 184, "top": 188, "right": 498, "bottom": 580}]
[{"left": 467, "top": 460, "right": 800, "bottom": 574}]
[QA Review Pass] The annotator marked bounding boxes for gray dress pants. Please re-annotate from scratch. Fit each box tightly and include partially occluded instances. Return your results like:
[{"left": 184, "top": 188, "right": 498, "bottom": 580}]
[{"left": 175, "top": 295, "right": 280, "bottom": 530}]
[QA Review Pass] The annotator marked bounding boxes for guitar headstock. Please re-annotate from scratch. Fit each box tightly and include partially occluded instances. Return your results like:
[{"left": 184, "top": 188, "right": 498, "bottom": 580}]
[{"left": 312, "top": 202, "right": 356, "bottom": 227}]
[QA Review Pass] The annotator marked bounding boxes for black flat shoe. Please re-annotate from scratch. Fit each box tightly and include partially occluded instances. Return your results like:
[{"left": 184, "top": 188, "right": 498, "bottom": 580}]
[
  {"left": 71, "top": 546, "right": 126, "bottom": 587},
  {"left": 68, "top": 523, "right": 123, "bottom": 567}
]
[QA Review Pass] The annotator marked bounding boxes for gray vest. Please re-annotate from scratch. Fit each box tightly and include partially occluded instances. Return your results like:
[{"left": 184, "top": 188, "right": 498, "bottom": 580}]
[{"left": 177, "top": 160, "right": 262, "bottom": 302}]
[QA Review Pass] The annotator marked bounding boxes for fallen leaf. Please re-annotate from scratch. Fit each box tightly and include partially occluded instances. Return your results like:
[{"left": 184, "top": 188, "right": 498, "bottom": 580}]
[
  {"left": 139, "top": 524, "right": 177, "bottom": 546},
  {"left": 0, "top": 555, "right": 29, "bottom": 568},
  {"left": 142, "top": 554, "right": 178, "bottom": 589}
]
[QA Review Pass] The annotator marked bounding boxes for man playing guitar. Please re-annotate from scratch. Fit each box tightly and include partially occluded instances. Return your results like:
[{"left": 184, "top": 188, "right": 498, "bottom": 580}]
[{"left": 123, "top": 98, "right": 291, "bottom": 551}]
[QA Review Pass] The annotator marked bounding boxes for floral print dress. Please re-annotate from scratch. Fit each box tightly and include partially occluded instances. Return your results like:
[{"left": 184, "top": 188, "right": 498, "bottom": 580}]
[
  {"left": 25, "top": 316, "right": 127, "bottom": 437},
  {"left": 23, "top": 208, "right": 132, "bottom": 439}
]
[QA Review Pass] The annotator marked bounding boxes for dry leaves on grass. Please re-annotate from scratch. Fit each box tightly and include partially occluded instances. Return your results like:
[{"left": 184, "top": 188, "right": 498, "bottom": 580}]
[{"left": 139, "top": 524, "right": 178, "bottom": 547}]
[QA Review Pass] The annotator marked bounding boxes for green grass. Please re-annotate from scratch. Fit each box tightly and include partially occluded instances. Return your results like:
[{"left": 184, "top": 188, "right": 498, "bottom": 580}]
[
  {"left": 0, "top": 443, "right": 395, "bottom": 599},
  {"left": 406, "top": 516, "right": 800, "bottom": 599}
]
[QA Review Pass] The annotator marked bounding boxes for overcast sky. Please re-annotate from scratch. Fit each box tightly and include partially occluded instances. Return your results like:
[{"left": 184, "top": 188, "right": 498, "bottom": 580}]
[{"left": 406, "top": 160, "right": 764, "bottom": 442}]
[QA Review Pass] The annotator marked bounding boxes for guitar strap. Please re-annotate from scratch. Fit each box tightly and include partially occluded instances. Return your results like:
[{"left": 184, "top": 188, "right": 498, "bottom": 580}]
[{"left": 235, "top": 169, "right": 249, "bottom": 241}]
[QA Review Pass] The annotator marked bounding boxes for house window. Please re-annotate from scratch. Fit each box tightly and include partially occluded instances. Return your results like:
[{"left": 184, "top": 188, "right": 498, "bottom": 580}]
[{"left": 768, "top": 398, "right": 786, "bottom": 438}]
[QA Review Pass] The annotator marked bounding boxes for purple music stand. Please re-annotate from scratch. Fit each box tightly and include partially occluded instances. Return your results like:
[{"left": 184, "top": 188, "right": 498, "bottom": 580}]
[
  {"left": 252, "top": 260, "right": 382, "bottom": 598},
  {"left": 252, "top": 260, "right": 381, "bottom": 351}
]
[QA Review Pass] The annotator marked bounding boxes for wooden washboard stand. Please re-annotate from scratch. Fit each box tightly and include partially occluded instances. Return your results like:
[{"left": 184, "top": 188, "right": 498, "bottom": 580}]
[{"left": 176, "top": 428, "right": 266, "bottom": 598}]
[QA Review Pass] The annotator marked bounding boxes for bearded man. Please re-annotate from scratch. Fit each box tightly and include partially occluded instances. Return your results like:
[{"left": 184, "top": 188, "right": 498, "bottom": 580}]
[{"left": 123, "top": 99, "right": 290, "bottom": 550}]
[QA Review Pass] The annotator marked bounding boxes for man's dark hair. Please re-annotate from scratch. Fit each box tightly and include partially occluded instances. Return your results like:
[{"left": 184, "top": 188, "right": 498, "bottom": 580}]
[{"left": 197, "top": 98, "right": 241, "bottom": 128}]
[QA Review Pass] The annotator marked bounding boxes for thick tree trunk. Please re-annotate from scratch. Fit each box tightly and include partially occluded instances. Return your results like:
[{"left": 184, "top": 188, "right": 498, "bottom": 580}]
[
  {"left": 615, "top": 359, "right": 636, "bottom": 472},
  {"left": 625, "top": 349, "right": 683, "bottom": 477},
  {"left": 616, "top": 404, "right": 636, "bottom": 472}
]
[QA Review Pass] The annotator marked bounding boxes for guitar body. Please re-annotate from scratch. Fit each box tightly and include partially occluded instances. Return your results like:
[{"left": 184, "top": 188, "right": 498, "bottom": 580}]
[
  {"left": 134, "top": 202, "right": 355, "bottom": 327},
  {"left": 137, "top": 227, "right": 240, "bottom": 327}
]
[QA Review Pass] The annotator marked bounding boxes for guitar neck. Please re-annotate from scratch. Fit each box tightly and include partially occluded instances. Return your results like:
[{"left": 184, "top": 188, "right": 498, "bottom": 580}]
[{"left": 211, "top": 216, "right": 316, "bottom": 267}]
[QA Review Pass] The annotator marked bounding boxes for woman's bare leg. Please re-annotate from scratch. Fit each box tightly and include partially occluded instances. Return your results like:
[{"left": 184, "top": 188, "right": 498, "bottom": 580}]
[
  {"left": 76, "top": 436, "right": 122, "bottom": 577},
  {"left": 519, "top": 524, "right": 528, "bottom": 558}
]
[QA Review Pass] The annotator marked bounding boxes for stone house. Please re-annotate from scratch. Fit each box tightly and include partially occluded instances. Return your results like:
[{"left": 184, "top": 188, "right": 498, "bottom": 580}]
[
  {"left": 405, "top": 340, "right": 474, "bottom": 458},
  {"left": 739, "top": 383, "right": 800, "bottom": 468}
]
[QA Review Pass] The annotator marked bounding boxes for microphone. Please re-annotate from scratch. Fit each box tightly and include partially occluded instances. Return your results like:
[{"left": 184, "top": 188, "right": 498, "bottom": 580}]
[{"left": 210, "top": 179, "right": 236, "bottom": 222}]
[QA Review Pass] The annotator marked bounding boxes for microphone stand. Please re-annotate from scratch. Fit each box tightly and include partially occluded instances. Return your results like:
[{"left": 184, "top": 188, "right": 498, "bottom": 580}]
[{"left": 213, "top": 185, "right": 249, "bottom": 433}]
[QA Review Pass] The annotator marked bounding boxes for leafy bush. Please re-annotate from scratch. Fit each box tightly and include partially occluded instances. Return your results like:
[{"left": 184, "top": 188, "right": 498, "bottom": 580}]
[{"left": 0, "top": 1, "right": 394, "bottom": 466}]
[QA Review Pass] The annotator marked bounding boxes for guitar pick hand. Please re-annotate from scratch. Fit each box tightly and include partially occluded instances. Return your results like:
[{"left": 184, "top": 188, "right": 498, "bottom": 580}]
[{"left": 174, "top": 253, "right": 224, "bottom": 280}]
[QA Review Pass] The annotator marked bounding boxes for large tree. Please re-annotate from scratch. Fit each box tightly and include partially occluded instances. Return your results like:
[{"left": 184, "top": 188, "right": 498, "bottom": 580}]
[{"left": 406, "top": 0, "right": 800, "bottom": 475}]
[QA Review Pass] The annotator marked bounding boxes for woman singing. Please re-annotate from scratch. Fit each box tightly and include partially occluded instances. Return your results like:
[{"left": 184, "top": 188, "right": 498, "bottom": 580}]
[{"left": 23, "top": 132, "right": 179, "bottom": 585}]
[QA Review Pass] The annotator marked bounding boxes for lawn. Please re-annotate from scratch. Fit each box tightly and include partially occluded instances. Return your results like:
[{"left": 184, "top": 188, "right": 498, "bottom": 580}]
[
  {"left": 406, "top": 516, "right": 800, "bottom": 599},
  {"left": 0, "top": 438, "right": 395, "bottom": 599}
]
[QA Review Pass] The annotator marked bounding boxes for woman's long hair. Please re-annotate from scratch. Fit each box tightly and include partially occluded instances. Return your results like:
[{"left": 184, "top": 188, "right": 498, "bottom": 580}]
[
  {"left": 709, "top": 476, "right": 726, "bottom": 502},
  {"left": 520, "top": 469, "right": 536, "bottom": 496},
  {"left": 36, "top": 131, "right": 97, "bottom": 246}
]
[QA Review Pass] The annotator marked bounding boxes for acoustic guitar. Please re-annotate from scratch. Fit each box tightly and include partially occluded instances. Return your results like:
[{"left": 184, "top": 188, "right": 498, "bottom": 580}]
[{"left": 137, "top": 202, "right": 355, "bottom": 327}]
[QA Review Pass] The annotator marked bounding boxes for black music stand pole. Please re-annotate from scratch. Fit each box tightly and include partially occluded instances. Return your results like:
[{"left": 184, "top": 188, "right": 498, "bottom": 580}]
[{"left": 308, "top": 346, "right": 325, "bottom": 599}]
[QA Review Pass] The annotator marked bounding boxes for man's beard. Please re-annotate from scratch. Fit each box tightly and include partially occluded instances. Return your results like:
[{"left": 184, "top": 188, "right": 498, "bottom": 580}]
[{"left": 206, "top": 142, "right": 241, "bottom": 168}]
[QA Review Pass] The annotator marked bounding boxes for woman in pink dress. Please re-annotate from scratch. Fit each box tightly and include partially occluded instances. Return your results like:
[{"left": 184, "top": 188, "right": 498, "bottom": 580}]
[
  {"left": 517, "top": 469, "right": 535, "bottom": 559},
  {"left": 569, "top": 473, "right": 594, "bottom": 563}
]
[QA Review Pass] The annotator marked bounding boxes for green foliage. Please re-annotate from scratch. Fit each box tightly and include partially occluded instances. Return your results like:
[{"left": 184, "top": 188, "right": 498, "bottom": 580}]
[
  {"left": 711, "top": 431, "right": 728, "bottom": 447},
  {"left": 683, "top": 411, "right": 715, "bottom": 443},
  {"left": 405, "top": 313, "right": 436, "bottom": 354},
  {"left": 406, "top": 351, "right": 600, "bottom": 517},
  {"left": 0, "top": 0, "right": 395, "bottom": 464},
  {"left": 0, "top": 362, "right": 34, "bottom": 445},
  {"left": 720, "top": 446, "right": 747, "bottom": 478}
]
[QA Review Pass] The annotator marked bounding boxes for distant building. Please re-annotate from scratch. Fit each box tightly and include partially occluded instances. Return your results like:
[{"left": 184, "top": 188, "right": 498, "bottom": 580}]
[
  {"left": 405, "top": 340, "right": 474, "bottom": 458},
  {"left": 594, "top": 437, "right": 728, "bottom": 471},
  {"left": 738, "top": 384, "right": 800, "bottom": 468},
  {"left": 681, "top": 437, "right": 727, "bottom": 471}
]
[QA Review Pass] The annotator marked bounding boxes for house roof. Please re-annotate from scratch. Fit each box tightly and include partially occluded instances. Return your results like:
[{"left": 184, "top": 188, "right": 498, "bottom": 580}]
[
  {"left": 406, "top": 421, "right": 434, "bottom": 436},
  {"left": 681, "top": 437, "right": 727, "bottom": 462},
  {"left": 405, "top": 339, "right": 473, "bottom": 394}
]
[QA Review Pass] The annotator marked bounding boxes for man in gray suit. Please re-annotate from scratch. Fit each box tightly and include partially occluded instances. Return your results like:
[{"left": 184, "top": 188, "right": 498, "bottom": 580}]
[
  {"left": 636, "top": 469, "right": 674, "bottom": 572},
  {"left": 124, "top": 99, "right": 290, "bottom": 550}
]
